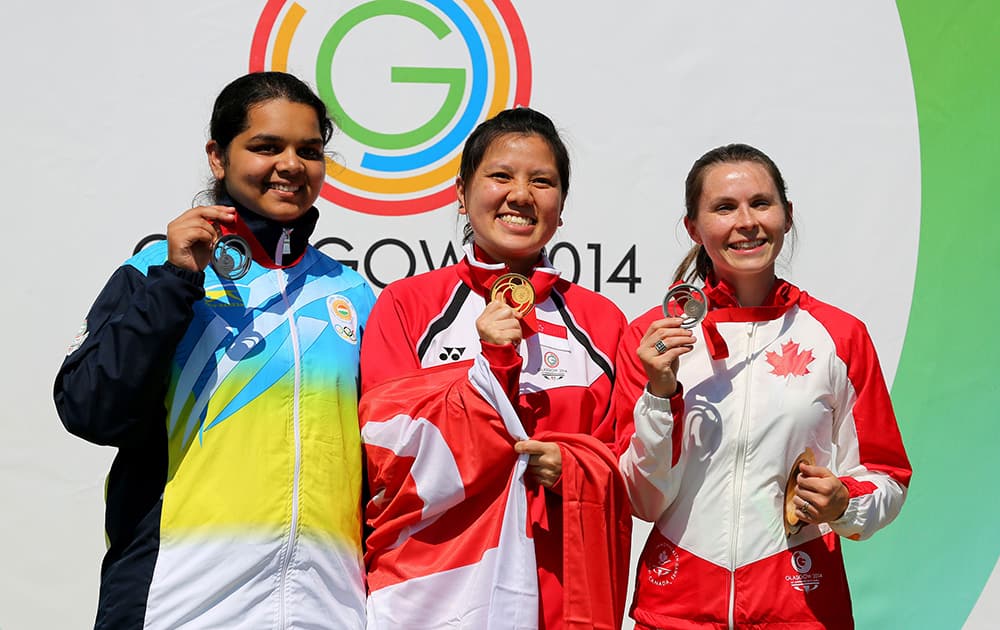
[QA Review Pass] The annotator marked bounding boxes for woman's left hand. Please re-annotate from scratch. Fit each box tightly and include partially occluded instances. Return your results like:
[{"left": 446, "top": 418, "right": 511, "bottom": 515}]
[
  {"left": 514, "top": 440, "right": 562, "bottom": 488},
  {"left": 793, "top": 463, "right": 850, "bottom": 524}
]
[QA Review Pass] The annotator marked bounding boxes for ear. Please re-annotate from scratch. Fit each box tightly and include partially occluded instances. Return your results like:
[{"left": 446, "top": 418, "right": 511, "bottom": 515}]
[
  {"left": 455, "top": 176, "right": 467, "bottom": 215},
  {"left": 206, "top": 140, "right": 226, "bottom": 181},
  {"left": 784, "top": 201, "right": 794, "bottom": 233},
  {"left": 684, "top": 216, "right": 702, "bottom": 244}
]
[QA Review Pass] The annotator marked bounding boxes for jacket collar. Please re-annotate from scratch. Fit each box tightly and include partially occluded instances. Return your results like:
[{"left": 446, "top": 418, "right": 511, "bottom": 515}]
[
  {"left": 456, "top": 243, "right": 561, "bottom": 338},
  {"left": 696, "top": 275, "right": 801, "bottom": 359},
  {"left": 218, "top": 199, "right": 319, "bottom": 269}
]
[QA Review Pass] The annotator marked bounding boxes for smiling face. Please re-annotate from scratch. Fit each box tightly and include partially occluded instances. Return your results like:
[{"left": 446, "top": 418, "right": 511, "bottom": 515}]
[
  {"left": 456, "top": 132, "right": 566, "bottom": 274},
  {"left": 685, "top": 160, "right": 792, "bottom": 299},
  {"left": 207, "top": 98, "right": 326, "bottom": 223}
]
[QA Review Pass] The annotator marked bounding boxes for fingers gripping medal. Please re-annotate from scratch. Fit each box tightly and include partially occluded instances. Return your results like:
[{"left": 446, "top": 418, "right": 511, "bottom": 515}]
[
  {"left": 784, "top": 447, "right": 816, "bottom": 537},
  {"left": 662, "top": 283, "right": 709, "bottom": 329},
  {"left": 490, "top": 273, "right": 535, "bottom": 316},
  {"left": 211, "top": 234, "right": 252, "bottom": 281}
]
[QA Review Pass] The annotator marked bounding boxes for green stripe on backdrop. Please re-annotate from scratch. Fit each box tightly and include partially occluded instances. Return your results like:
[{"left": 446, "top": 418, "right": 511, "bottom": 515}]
[{"left": 846, "top": 2, "right": 1000, "bottom": 628}]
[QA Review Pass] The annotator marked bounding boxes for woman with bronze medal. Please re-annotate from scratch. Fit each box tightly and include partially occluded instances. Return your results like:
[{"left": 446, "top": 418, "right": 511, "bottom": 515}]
[
  {"left": 54, "top": 72, "right": 374, "bottom": 629},
  {"left": 359, "top": 108, "right": 632, "bottom": 629},
  {"left": 614, "top": 143, "right": 912, "bottom": 629}
]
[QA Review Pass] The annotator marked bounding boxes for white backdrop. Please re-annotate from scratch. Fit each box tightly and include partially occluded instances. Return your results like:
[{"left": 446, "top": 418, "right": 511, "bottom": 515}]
[{"left": 2, "top": 2, "right": 925, "bottom": 628}]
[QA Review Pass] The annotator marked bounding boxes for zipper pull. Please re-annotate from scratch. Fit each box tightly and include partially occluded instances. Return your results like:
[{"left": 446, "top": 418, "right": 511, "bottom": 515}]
[{"left": 275, "top": 228, "right": 293, "bottom": 265}]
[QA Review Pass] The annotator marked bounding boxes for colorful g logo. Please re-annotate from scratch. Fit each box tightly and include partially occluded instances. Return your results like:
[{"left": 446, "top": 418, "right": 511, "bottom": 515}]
[{"left": 250, "top": 0, "right": 532, "bottom": 216}]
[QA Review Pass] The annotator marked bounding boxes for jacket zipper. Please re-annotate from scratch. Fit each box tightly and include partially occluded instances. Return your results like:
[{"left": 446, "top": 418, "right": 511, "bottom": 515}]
[
  {"left": 728, "top": 322, "right": 757, "bottom": 629},
  {"left": 275, "top": 227, "right": 293, "bottom": 266},
  {"left": 277, "top": 268, "right": 303, "bottom": 630}
]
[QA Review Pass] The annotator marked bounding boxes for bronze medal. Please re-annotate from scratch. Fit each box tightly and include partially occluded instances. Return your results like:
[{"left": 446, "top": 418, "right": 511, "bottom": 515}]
[{"left": 783, "top": 447, "right": 816, "bottom": 537}]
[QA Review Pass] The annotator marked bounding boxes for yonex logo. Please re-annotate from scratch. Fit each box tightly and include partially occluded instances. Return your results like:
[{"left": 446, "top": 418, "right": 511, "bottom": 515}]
[{"left": 439, "top": 346, "right": 465, "bottom": 361}]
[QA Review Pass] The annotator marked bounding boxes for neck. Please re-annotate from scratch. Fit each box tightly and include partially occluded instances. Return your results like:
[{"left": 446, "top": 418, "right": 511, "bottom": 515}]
[{"left": 725, "top": 272, "right": 778, "bottom": 307}]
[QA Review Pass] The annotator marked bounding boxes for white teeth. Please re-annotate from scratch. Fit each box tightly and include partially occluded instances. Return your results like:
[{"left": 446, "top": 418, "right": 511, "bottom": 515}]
[
  {"left": 499, "top": 214, "right": 534, "bottom": 226},
  {"left": 270, "top": 184, "right": 299, "bottom": 193},
  {"left": 731, "top": 240, "right": 765, "bottom": 250}
]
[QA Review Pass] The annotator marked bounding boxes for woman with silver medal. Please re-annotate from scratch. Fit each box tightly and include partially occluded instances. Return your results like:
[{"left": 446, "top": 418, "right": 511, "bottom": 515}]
[
  {"left": 613, "top": 144, "right": 912, "bottom": 629},
  {"left": 54, "top": 72, "right": 374, "bottom": 630}
]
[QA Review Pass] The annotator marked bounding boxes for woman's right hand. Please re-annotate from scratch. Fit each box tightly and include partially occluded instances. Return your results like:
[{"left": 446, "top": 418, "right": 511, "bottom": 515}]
[
  {"left": 166, "top": 205, "right": 236, "bottom": 272},
  {"left": 476, "top": 298, "right": 523, "bottom": 346},
  {"left": 638, "top": 317, "right": 695, "bottom": 398}
]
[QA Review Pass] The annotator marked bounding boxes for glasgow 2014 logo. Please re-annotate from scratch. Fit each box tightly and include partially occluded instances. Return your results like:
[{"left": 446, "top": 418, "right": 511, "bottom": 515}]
[{"left": 250, "top": 0, "right": 532, "bottom": 216}]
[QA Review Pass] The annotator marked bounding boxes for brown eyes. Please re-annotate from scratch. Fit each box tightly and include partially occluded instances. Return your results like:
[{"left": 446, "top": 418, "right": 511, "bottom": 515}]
[{"left": 248, "top": 144, "right": 324, "bottom": 160}]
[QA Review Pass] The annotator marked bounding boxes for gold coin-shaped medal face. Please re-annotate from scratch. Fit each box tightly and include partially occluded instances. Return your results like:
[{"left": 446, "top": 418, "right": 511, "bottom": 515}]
[{"left": 490, "top": 273, "right": 535, "bottom": 316}]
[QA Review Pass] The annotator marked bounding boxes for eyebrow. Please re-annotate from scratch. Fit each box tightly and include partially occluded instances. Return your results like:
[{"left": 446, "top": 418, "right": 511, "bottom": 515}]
[
  {"left": 247, "top": 133, "right": 324, "bottom": 145},
  {"left": 485, "top": 162, "right": 559, "bottom": 176}
]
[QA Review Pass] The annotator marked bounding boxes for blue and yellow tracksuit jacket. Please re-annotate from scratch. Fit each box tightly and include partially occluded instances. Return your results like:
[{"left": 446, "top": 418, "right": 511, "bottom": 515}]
[{"left": 54, "top": 224, "right": 374, "bottom": 629}]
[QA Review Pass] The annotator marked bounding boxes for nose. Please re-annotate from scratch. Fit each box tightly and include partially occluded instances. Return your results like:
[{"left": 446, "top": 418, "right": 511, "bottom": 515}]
[
  {"left": 734, "top": 204, "right": 756, "bottom": 229},
  {"left": 277, "top": 148, "right": 304, "bottom": 175},
  {"left": 506, "top": 179, "right": 531, "bottom": 206}
]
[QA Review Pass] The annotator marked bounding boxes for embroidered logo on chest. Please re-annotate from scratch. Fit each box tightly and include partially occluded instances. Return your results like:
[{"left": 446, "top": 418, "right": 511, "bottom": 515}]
[
  {"left": 327, "top": 295, "right": 358, "bottom": 345},
  {"left": 766, "top": 340, "right": 815, "bottom": 377},
  {"left": 785, "top": 550, "right": 823, "bottom": 593},
  {"left": 541, "top": 350, "right": 568, "bottom": 381}
]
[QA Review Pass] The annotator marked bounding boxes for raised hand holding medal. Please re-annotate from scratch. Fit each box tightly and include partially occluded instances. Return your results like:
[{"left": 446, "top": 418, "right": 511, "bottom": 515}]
[
  {"left": 636, "top": 283, "right": 707, "bottom": 397},
  {"left": 475, "top": 273, "right": 536, "bottom": 347},
  {"left": 165, "top": 205, "right": 238, "bottom": 275}
]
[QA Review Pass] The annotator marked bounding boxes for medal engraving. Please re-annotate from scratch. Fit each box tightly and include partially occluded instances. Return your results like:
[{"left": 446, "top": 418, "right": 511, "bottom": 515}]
[
  {"left": 490, "top": 273, "right": 535, "bottom": 316},
  {"left": 211, "top": 234, "right": 252, "bottom": 281},
  {"left": 662, "top": 284, "right": 709, "bottom": 329}
]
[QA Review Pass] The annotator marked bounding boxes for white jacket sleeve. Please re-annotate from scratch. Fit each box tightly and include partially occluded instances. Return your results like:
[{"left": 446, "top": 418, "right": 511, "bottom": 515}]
[
  {"left": 618, "top": 388, "right": 686, "bottom": 522},
  {"left": 826, "top": 325, "right": 912, "bottom": 541}
]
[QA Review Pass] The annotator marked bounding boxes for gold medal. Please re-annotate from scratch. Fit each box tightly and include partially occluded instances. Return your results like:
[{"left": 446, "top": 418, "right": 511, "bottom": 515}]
[{"left": 490, "top": 273, "right": 535, "bottom": 316}]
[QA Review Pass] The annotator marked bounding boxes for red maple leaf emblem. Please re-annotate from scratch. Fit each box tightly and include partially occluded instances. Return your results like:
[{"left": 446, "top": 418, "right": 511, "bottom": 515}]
[{"left": 766, "top": 340, "right": 815, "bottom": 377}]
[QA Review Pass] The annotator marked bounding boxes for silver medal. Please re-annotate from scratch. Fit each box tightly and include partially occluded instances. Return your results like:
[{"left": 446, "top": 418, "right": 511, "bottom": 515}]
[
  {"left": 211, "top": 235, "right": 252, "bottom": 281},
  {"left": 662, "top": 284, "right": 709, "bottom": 329}
]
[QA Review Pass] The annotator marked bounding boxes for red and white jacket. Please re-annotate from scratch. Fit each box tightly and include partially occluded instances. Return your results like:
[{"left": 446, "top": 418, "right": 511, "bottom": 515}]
[
  {"left": 614, "top": 278, "right": 912, "bottom": 630},
  {"left": 360, "top": 244, "right": 629, "bottom": 629}
]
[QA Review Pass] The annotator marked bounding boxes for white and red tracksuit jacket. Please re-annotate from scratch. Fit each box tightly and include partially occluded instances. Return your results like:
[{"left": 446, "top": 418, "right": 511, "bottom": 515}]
[
  {"left": 360, "top": 244, "right": 630, "bottom": 629},
  {"left": 614, "top": 277, "right": 912, "bottom": 629}
]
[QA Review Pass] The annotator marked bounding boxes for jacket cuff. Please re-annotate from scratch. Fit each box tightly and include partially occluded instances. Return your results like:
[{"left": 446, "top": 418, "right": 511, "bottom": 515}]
[
  {"left": 480, "top": 341, "right": 521, "bottom": 401},
  {"left": 159, "top": 261, "right": 206, "bottom": 288}
]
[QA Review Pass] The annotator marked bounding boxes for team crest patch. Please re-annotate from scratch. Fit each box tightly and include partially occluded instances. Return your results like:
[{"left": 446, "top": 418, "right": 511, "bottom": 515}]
[
  {"left": 327, "top": 295, "right": 358, "bottom": 345},
  {"left": 66, "top": 320, "right": 89, "bottom": 356},
  {"left": 646, "top": 540, "right": 680, "bottom": 586},
  {"left": 541, "top": 350, "right": 567, "bottom": 381},
  {"left": 785, "top": 550, "right": 823, "bottom": 593}
]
